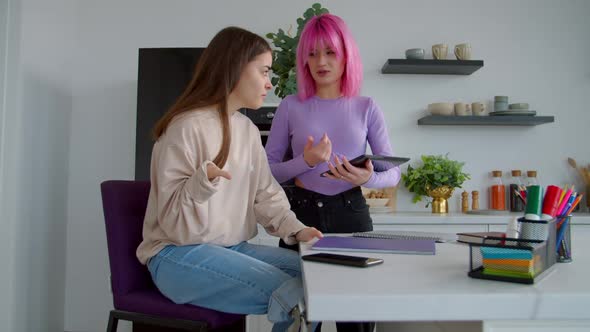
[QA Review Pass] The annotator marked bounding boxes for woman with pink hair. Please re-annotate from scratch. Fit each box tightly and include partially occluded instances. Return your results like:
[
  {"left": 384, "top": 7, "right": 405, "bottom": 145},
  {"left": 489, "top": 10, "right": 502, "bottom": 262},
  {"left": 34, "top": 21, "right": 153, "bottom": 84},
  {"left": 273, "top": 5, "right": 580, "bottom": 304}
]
[{"left": 265, "top": 13, "right": 400, "bottom": 332}]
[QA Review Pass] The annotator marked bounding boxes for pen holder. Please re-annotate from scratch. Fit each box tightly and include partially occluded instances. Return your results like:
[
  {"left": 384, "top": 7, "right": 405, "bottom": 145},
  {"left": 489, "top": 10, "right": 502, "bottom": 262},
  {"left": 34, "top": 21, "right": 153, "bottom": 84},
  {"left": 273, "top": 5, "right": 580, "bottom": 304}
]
[
  {"left": 517, "top": 217, "right": 550, "bottom": 241},
  {"left": 556, "top": 215, "right": 572, "bottom": 263},
  {"left": 467, "top": 219, "right": 556, "bottom": 284}
]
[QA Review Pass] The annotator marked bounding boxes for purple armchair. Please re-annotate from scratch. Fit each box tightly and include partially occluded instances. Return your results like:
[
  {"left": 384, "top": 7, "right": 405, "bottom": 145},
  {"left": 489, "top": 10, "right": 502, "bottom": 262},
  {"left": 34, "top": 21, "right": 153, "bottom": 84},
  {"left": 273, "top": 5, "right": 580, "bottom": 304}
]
[{"left": 100, "top": 180, "right": 245, "bottom": 332}]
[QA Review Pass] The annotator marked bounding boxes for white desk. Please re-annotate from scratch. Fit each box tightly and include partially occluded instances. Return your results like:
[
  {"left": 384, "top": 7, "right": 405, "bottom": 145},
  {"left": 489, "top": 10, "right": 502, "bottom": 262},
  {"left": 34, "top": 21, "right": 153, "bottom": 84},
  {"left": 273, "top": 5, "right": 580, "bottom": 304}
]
[
  {"left": 300, "top": 237, "right": 590, "bottom": 326},
  {"left": 247, "top": 215, "right": 590, "bottom": 332}
]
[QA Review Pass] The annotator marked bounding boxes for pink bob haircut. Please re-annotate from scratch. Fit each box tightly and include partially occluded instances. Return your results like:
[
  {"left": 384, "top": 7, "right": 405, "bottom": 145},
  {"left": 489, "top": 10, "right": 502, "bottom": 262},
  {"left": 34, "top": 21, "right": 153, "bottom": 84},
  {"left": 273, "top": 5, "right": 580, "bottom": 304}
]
[{"left": 296, "top": 13, "right": 363, "bottom": 100}]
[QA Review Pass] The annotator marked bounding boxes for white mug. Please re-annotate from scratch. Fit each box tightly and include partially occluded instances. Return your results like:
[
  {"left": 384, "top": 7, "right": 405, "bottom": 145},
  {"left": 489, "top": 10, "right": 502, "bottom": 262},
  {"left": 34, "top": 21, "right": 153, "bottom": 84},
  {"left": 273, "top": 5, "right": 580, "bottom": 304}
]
[
  {"left": 471, "top": 102, "right": 486, "bottom": 116},
  {"left": 454, "top": 43, "right": 472, "bottom": 60},
  {"left": 432, "top": 44, "right": 448, "bottom": 60},
  {"left": 454, "top": 103, "right": 470, "bottom": 116}
]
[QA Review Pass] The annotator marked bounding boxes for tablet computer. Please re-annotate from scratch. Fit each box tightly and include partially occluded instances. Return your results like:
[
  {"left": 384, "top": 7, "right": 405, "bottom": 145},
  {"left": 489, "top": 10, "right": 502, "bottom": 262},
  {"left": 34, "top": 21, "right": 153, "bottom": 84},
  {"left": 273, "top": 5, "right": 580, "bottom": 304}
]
[{"left": 321, "top": 155, "right": 410, "bottom": 177}]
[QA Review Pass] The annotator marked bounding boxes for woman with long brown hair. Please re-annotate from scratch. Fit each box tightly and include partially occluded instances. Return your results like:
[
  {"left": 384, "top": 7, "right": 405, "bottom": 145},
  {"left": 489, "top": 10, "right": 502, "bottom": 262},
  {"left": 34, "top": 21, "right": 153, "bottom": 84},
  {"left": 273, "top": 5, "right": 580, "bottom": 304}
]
[{"left": 137, "top": 26, "right": 322, "bottom": 332}]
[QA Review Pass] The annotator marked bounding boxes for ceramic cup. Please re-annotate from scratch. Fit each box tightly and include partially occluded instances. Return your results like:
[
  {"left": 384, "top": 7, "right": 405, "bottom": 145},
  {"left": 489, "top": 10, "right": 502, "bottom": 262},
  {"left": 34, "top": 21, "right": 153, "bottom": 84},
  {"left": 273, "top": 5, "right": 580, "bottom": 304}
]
[
  {"left": 454, "top": 43, "right": 472, "bottom": 60},
  {"left": 454, "top": 103, "right": 471, "bottom": 116},
  {"left": 432, "top": 44, "right": 448, "bottom": 60},
  {"left": 471, "top": 102, "right": 486, "bottom": 116},
  {"left": 494, "top": 102, "right": 508, "bottom": 111}
]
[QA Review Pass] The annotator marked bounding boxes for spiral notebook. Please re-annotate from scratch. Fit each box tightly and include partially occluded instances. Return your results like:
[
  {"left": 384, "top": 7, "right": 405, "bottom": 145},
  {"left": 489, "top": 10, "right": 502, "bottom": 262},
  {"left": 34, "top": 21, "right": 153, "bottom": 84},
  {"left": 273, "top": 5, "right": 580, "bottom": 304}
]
[
  {"left": 352, "top": 231, "right": 457, "bottom": 243},
  {"left": 311, "top": 236, "right": 436, "bottom": 255}
]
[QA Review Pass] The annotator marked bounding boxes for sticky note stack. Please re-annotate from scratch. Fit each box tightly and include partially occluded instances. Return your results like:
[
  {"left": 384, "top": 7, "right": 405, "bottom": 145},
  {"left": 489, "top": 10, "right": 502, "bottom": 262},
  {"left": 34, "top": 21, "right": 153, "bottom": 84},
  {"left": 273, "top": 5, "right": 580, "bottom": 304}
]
[{"left": 480, "top": 247, "right": 542, "bottom": 279}]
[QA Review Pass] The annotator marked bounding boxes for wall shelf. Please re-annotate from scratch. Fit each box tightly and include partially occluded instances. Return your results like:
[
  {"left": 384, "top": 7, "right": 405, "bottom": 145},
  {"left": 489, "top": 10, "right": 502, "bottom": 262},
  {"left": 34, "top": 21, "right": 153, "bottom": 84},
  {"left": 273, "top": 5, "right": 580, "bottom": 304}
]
[
  {"left": 381, "top": 59, "right": 484, "bottom": 75},
  {"left": 417, "top": 115, "right": 555, "bottom": 126}
]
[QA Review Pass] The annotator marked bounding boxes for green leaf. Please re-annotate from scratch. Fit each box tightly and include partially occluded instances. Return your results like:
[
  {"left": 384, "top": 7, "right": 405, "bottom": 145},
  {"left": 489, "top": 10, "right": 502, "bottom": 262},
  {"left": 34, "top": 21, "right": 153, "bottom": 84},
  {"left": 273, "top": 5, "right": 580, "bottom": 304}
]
[{"left": 401, "top": 154, "right": 471, "bottom": 205}]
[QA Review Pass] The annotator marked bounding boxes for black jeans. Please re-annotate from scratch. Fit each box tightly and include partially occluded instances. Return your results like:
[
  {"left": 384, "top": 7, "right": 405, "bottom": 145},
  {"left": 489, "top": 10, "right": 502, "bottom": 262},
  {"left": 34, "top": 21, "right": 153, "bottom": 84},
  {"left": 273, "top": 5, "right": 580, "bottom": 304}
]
[{"left": 280, "top": 186, "right": 375, "bottom": 332}]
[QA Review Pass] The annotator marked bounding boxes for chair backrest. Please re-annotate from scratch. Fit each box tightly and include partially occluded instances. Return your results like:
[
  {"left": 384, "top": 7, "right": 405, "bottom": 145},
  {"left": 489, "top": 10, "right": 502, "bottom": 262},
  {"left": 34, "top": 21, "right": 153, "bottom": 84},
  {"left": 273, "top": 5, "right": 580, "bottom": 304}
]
[{"left": 101, "top": 180, "right": 152, "bottom": 297}]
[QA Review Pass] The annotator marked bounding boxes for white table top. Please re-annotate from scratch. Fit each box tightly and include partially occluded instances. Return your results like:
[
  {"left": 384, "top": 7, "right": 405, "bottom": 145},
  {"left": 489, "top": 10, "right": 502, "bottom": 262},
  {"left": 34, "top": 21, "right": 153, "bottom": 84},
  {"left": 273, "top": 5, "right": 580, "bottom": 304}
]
[{"left": 300, "top": 237, "right": 590, "bottom": 322}]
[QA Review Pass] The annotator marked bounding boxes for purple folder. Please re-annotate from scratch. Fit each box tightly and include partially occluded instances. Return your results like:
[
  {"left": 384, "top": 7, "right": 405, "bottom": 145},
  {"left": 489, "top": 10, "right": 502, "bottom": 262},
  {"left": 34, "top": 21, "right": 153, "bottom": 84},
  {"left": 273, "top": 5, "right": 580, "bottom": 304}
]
[{"left": 312, "top": 236, "right": 436, "bottom": 255}]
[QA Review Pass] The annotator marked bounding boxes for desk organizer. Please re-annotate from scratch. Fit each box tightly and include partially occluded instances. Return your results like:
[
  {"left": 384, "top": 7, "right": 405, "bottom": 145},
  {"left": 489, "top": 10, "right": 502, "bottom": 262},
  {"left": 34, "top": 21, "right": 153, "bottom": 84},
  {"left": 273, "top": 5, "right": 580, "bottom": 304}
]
[
  {"left": 467, "top": 219, "right": 556, "bottom": 284},
  {"left": 555, "top": 215, "right": 572, "bottom": 263}
]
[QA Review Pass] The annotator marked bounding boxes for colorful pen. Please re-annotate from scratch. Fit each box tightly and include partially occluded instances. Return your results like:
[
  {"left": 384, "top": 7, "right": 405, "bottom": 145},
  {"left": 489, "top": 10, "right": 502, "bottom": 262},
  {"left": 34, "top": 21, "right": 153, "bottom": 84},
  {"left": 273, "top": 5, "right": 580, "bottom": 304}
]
[
  {"left": 555, "top": 188, "right": 573, "bottom": 217},
  {"left": 562, "top": 194, "right": 584, "bottom": 219},
  {"left": 559, "top": 192, "right": 577, "bottom": 217},
  {"left": 557, "top": 184, "right": 568, "bottom": 205},
  {"left": 556, "top": 217, "right": 570, "bottom": 254}
]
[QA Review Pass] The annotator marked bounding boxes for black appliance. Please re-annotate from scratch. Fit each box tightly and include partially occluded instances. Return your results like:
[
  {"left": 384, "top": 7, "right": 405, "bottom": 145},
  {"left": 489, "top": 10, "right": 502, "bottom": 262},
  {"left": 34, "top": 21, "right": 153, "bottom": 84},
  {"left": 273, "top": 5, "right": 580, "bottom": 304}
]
[{"left": 135, "top": 47, "right": 276, "bottom": 181}]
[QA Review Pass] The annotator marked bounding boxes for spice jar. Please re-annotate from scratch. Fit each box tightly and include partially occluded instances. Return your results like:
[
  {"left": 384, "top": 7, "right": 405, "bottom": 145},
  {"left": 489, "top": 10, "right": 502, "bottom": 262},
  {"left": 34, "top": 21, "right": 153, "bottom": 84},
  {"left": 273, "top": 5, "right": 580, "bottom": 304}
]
[{"left": 490, "top": 170, "right": 506, "bottom": 210}]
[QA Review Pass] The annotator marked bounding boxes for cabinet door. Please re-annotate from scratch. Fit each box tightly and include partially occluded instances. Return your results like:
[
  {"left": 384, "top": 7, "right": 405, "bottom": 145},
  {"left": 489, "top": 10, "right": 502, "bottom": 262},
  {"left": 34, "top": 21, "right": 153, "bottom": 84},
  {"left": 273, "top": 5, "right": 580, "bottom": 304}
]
[
  {"left": 571, "top": 224, "right": 590, "bottom": 253},
  {"left": 251, "top": 225, "right": 279, "bottom": 247},
  {"left": 377, "top": 321, "right": 481, "bottom": 332},
  {"left": 257, "top": 235, "right": 280, "bottom": 247},
  {"left": 489, "top": 225, "right": 507, "bottom": 232},
  {"left": 483, "top": 320, "right": 590, "bottom": 332},
  {"left": 373, "top": 224, "right": 487, "bottom": 234},
  {"left": 246, "top": 315, "right": 273, "bottom": 332}
]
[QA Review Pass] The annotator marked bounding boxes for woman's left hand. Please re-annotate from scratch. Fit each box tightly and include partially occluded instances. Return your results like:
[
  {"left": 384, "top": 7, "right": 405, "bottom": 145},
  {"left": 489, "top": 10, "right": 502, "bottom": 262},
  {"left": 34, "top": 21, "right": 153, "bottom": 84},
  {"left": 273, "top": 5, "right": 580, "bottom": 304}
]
[
  {"left": 295, "top": 227, "right": 323, "bottom": 242},
  {"left": 325, "top": 155, "right": 373, "bottom": 186}
]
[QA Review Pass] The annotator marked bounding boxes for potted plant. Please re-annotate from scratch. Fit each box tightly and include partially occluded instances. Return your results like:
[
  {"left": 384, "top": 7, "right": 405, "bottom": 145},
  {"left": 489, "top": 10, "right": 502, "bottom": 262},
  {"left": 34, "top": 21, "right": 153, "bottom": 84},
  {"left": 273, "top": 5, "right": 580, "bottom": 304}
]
[
  {"left": 265, "top": 3, "right": 329, "bottom": 98},
  {"left": 402, "top": 154, "right": 471, "bottom": 213}
]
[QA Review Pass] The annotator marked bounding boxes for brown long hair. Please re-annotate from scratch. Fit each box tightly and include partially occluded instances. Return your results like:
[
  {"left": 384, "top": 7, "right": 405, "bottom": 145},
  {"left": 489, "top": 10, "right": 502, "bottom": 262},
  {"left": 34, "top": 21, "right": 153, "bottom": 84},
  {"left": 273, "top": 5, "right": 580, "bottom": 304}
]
[{"left": 153, "top": 27, "right": 271, "bottom": 168}]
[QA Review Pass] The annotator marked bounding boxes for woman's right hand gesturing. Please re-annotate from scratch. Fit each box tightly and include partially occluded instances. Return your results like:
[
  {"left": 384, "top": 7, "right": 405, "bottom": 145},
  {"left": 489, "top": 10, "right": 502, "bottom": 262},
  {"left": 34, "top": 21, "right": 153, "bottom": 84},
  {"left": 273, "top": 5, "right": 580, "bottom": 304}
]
[
  {"left": 206, "top": 162, "right": 232, "bottom": 181},
  {"left": 303, "top": 133, "right": 332, "bottom": 167}
]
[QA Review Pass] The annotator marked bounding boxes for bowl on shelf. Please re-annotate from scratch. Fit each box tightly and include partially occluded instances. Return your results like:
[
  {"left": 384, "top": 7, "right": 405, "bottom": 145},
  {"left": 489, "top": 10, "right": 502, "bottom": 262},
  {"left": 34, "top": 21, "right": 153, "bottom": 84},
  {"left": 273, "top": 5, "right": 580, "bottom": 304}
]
[
  {"left": 365, "top": 198, "right": 390, "bottom": 208},
  {"left": 509, "top": 103, "right": 529, "bottom": 110},
  {"left": 405, "top": 48, "right": 425, "bottom": 60},
  {"left": 428, "top": 102, "right": 454, "bottom": 116}
]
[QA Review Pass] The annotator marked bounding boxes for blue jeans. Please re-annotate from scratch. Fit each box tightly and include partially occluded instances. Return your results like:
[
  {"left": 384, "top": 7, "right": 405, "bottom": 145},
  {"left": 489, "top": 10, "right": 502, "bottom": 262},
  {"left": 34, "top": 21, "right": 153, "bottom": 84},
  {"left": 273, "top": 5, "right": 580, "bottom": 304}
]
[
  {"left": 148, "top": 242, "right": 308, "bottom": 332},
  {"left": 281, "top": 186, "right": 375, "bottom": 332}
]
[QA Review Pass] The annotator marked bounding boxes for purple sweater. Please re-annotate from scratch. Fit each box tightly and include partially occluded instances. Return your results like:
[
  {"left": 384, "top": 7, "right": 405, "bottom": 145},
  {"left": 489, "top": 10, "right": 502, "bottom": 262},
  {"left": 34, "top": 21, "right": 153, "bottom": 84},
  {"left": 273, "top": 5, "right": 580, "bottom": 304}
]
[{"left": 265, "top": 95, "right": 401, "bottom": 196}]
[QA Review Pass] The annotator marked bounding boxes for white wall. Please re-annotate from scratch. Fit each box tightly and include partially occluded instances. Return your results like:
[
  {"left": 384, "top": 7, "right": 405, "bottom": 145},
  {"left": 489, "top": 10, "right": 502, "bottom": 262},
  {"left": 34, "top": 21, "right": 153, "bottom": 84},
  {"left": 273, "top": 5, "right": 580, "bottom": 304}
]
[
  {"left": 355, "top": 0, "right": 590, "bottom": 209},
  {"left": 0, "top": 0, "right": 72, "bottom": 331},
  {"left": 1, "top": 0, "right": 581, "bottom": 331},
  {"left": 0, "top": 0, "right": 16, "bottom": 331}
]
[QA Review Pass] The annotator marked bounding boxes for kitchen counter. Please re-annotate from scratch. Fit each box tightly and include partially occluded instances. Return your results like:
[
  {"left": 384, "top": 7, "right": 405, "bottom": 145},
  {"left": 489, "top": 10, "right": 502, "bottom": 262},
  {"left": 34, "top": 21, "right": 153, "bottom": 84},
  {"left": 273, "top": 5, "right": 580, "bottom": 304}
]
[{"left": 370, "top": 211, "right": 590, "bottom": 225}]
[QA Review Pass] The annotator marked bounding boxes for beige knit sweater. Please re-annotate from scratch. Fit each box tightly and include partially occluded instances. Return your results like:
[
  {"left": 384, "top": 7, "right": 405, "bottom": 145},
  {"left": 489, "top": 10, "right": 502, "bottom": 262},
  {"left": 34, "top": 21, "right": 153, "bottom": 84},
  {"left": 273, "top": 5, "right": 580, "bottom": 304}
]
[{"left": 137, "top": 108, "right": 306, "bottom": 264}]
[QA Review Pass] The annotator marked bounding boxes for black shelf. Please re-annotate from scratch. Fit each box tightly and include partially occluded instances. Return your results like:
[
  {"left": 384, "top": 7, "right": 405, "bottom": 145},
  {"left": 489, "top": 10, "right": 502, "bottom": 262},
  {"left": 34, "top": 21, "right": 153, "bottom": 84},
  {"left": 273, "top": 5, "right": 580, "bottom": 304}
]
[
  {"left": 417, "top": 115, "right": 554, "bottom": 126},
  {"left": 381, "top": 59, "right": 484, "bottom": 75}
]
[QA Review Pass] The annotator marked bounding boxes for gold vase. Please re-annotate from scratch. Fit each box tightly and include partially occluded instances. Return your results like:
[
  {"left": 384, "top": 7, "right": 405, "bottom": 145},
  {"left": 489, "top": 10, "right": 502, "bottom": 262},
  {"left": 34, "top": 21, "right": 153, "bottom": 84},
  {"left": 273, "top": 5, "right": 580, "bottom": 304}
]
[{"left": 426, "top": 185, "right": 454, "bottom": 214}]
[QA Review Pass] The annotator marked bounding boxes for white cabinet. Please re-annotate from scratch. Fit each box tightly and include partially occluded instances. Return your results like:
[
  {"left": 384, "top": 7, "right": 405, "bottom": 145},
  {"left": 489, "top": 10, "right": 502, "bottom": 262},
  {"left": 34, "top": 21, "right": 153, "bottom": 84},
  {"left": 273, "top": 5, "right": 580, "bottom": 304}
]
[
  {"left": 373, "top": 223, "right": 487, "bottom": 234},
  {"left": 377, "top": 321, "right": 482, "bottom": 332},
  {"left": 246, "top": 314, "right": 272, "bottom": 332},
  {"left": 483, "top": 320, "right": 590, "bottom": 332},
  {"left": 489, "top": 224, "right": 507, "bottom": 232},
  {"left": 570, "top": 225, "right": 590, "bottom": 251}
]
